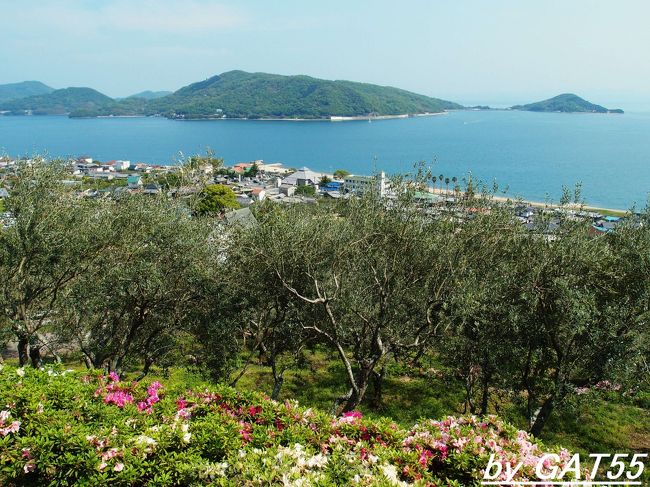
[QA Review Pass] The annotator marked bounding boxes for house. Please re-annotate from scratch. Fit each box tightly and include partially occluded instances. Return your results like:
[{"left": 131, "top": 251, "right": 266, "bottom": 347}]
[
  {"left": 343, "top": 172, "right": 388, "bottom": 197},
  {"left": 233, "top": 163, "right": 253, "bottom": 174},
  {"left": 282, "top": 167, "right": 324, "bottom": 187},
  {"left": 251, "top": 187, "right": 266, "bottom": 202},
  {"left": 127, "top": 175, "right": 143, "bottom": 189},
  {"left": 258, "top": 162, "right": 288, "bottom": 175},
  {"left": 279, "top": 184, "right": 296, "bottom": 196}
]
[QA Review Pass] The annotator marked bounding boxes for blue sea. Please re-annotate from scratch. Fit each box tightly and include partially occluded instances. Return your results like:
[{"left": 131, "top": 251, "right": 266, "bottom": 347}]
[{"left": 1, "top": 110, "right": 649, "bottom": 209}]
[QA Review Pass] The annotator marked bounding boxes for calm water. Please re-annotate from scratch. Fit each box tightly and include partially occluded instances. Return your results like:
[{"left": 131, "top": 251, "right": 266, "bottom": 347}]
[{"left": 1, "top": 110, "right": 650, "bottom": 209}]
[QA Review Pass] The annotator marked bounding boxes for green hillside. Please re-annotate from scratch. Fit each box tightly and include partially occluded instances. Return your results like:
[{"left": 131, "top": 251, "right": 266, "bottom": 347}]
[
  {"left": 0, "top": 81, "right": 54, "bottom": 104},
  {"left": 511, "top": 93, "right": 624, "bottom": 113},
  {"left": 127, "top": 90, "right": 172, "bottom": 100},
  {"left": 149, "top": 70, "right": 462, "bottom": 119},
  {"left": 0, "top": 87, "right": 114, "bottom": 115},
  {"left": 0, "top": 71, "right": 463, "bottom": 118}
]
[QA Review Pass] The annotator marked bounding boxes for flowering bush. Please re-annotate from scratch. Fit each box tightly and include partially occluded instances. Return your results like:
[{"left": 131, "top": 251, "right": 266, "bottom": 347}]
[{"left": 0, "top": 365, "right": 583, "bottom": 486}]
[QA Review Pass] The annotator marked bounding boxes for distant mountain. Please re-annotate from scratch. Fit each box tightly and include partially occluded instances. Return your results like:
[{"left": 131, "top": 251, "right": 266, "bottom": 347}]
[
  {"left": 146, "top": 70, "right": 463, "bottom": 119},
  {"left": 0, "top": 87, "right": 113, "bottom": 115},
  {"left": 511, "top": 94, "right": 623, "bottom": 114},
  {"left": 0, "top": 71, "right": 464, "bottom": 119},
  {"left": 127, "top": 90, "right": 172, "bottom": 100},
  {"left": 0, "top": 81, "right": 54, "bottom": 103}
]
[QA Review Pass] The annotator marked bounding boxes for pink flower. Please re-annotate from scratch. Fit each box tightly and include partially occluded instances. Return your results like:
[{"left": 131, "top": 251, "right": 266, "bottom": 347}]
[
  {"left": 177, "top": 408, "right": 191, "bottom": 419},
  {"left": 418, "top": 449, "right": 433, "bottom": 466},
  {"left": 23, "top": 462, "right": 36, "bottom": 473},
  {"left": 114, "top": 462, "right": 124, "bottom": 472},
  {"left": 104, "top": 391, "right": 134, "bottom": 408},
  {"left": 108, "top": 372, "right": 120, "bottom": 382},
  {"left": 342, "top": 411, "right": 362, "bottom": 419},
  {"left": 176, "top": 398, "right": 187, "bottom": 410}
]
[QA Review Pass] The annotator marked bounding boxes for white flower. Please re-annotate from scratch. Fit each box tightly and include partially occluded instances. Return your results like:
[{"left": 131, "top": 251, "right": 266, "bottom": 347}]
[
  {"left": 306, "top": 453, "right": 328, "bottom": 469},
  {"left": 135, "top": 435, "right": 157, "bottom": 447},
  {"left": 380, "top": 464, "right": 408, "bottom": 486},
  {"left": 182, "top": 432, "right": 191, "bottom": 443},
  {"left": 238, "top": 449, "right": 246, "bottom": 458},
  {"left": 180, "top": 423, "right": 189, "bottom": 433},
  {"left": 16, "top": 368, "right": 25, "bottom": 377}
]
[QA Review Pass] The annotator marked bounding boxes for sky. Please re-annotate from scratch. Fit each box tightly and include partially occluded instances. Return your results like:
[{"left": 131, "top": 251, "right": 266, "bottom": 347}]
[{"left": 2, "top": 0, "right": 650, "bottom": 109}]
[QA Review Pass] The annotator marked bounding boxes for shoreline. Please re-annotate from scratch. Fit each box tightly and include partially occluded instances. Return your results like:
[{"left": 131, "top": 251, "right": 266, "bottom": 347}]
[
  {"left": 429, "top": 187, "right": 629, "bottom": 216},
  {"left": 176, "top": 111, "right": 449, "bottom": 122}
]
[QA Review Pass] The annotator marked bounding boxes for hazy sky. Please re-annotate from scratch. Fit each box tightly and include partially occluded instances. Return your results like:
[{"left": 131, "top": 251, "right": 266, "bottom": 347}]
[{"left": 2, "top": 0, "right": 649, "bottom": 109}]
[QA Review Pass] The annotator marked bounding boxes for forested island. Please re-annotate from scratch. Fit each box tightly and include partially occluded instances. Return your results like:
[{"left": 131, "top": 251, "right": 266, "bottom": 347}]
[
  {"left": 511, "top": 93, "right": 624, "bottom": 113},
  {"left": 0, "top": 71, "right": 462, "bottom": 119}
]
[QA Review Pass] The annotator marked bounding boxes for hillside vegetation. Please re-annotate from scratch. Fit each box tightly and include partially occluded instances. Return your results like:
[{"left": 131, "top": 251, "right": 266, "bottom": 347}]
[
  {"left": 0, "top": 81, "right": 54, "bottom": 104},
  {"left": 146, "top": 70, "right": 462, "bottom": 119},
  {"left": 127, "top": 90, "right": 172, "bottom": 100},
  {"left": 0, "top": 87, "right": 113, "bottom": 115},
  {"left": 0, "top": 71, "right": 463, "bottom": 118},
  {"left": 511, "top": 93, "right": 624, "bottom": 113}
]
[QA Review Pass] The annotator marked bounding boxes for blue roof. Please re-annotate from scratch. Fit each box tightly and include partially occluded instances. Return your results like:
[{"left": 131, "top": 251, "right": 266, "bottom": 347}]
[
  {"left": 322, "top": 181, "right": 341, "bottom": 190},
  {"left": 604, "top": 215, "right": 621, "bottom": 222}
]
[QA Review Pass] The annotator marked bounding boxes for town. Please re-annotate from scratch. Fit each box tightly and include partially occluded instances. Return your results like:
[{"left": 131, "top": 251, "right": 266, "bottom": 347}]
[{"left": 0, "top": 154, "right": 633, "bottom": 235}]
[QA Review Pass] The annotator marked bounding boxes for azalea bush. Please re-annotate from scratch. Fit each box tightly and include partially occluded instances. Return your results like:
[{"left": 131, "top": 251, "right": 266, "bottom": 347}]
[{"left": 0, "top": 365, "right": 582, "bottom": 486}]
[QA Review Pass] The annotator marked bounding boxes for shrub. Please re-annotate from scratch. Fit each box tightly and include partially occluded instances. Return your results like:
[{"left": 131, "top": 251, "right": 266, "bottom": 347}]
[{"left": 0, "top": 365, "right": 582, "bottom": 485}]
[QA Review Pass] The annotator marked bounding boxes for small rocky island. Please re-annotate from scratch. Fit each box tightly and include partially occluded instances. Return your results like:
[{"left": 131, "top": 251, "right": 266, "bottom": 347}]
[{"left": 511, "top": 93, "right": 623, "bottom": 114}]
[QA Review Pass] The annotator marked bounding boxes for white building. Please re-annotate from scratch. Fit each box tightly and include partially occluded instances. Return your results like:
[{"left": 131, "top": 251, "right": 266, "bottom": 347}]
[
  {"left": 343, "top": 172, "right": 388, "bottom": 197},
  {"left": 113, "top": 160, "right": 131, "bottom": 171}
]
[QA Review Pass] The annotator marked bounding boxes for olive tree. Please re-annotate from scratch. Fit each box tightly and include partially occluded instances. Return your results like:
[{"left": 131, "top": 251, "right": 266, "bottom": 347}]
[
  {"left": 233, "top": 190, "right": 453, "bottom": 412},
  {"left": 57, "top": 194, "right": 220, "bottom": 375},
  {"left": 0, "top": 159, "right": 110, "bottom": 367}
]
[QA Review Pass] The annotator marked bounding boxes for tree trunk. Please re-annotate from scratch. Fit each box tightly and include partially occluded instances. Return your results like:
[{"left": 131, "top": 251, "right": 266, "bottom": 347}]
[
  {"left": 530, "top": 395, "right": 554, "bottom": 437},
  {"left": 270, "top": 357, "right": 284, "bottom": 400},
  {"left": 82, "top": 353, "right": 94, "bottom": 369},
  {"left": 480, "top": 368, "right": 492, "bottom": 415},
  {"left": 370, "top": 365, "right": 385, "bottom": 408},
  {"left": 17, "top": 333, "right": 29, "bottom": 367},
  {"left": 331, "top": 388, "right": 353, "bottom": 415},
  {"left": 340, "top": 365, "right": 374, "bottom": 412},
  {"left": 29, "top": 342, "right": 42, "bottom": 368},
  {"left": 135, "top": 356, "right": 155, "bottom": 381},
  {"left": 271, "top": 373, "right": 284, "bottom": 400}
]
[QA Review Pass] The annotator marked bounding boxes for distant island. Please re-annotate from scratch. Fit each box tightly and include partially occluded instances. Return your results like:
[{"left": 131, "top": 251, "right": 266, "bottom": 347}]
[
  {"left": 0, "top": 70, "right": 462, "bottom": 120},
  {"left": 125, "top": 90, "right": 172, "bottom": 100},
  {"left": 0, "top": 80, "right": 54, "bottom": 104},
  {"left": 0, "top": 78, "right": 624, "bottom": 119},
  {"left": 511, "top": 93, "right": 623, "bottom": 114}
]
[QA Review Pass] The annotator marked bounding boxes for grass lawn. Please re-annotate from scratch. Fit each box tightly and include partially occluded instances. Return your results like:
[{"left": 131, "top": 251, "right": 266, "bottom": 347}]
[{"left": 233, "top": 350, "right": 650, "bottom": 458}]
